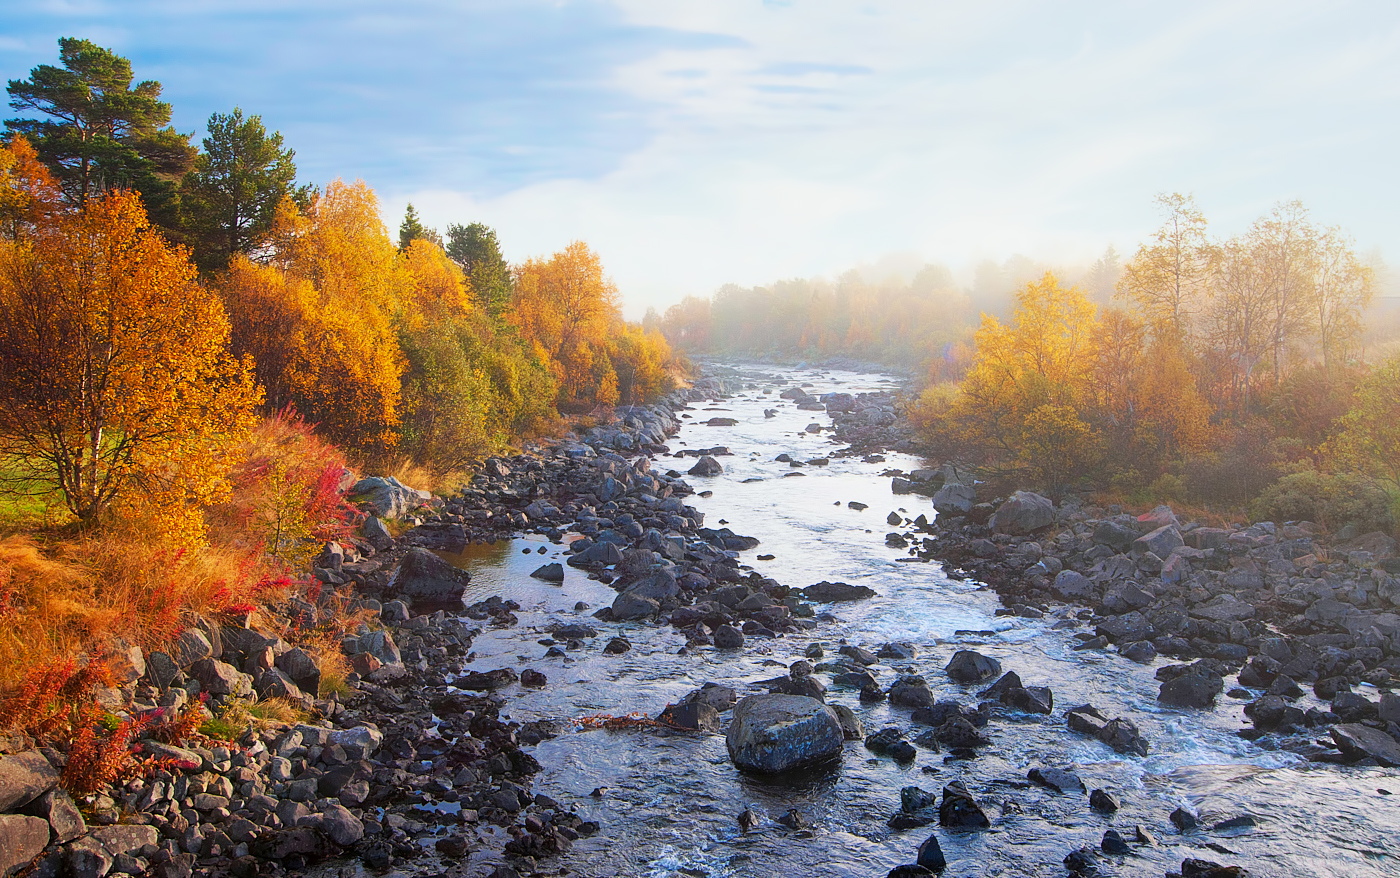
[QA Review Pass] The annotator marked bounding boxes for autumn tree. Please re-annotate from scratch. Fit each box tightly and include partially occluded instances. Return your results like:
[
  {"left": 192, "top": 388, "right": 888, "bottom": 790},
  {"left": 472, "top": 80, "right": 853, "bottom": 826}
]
[
  {"left": 6, "top": 38, "right": 194, "bottom": 226},
  {"left": 0, "top": 136, "right": 63, "bottom": 240},
  {"left": 221, "top": 180, "right": 408, "bottom": 452},
  {"left": 179, "top": 107, "right": 306, "bottom": 272},
  {"left": 511, "top": 241, "right": 621, "bottom": 410},
  {"left": 0, "top": 190, "right": 259, "bottom": 535},
  {"left": 1118, "top": 193, "right": 1213, "bottom": 339},
  {"left": 1309, "top": 227, "right": 1373, "bottom": 374},
  {"left": 944, "top": 273, "right": 1101, "bottom": 492},
  {"left": 1326, "top": 353, "right": 1400, "bottom": 491},
  {"left": 446, "top": 222, "right": 512, "bottom": 318}
]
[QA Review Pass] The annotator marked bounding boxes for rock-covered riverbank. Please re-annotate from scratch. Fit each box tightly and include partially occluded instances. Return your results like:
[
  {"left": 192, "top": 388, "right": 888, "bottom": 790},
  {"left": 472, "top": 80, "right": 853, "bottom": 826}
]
[{"left": 6, "top": 362, "right": 1393, "bottom": 878}]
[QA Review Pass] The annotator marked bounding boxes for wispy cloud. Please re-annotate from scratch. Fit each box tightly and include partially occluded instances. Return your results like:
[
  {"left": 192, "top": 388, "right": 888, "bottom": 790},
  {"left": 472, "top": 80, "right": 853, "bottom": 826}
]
[{"left": 3, "top": 0, "right": 1399, "bottom": 314}]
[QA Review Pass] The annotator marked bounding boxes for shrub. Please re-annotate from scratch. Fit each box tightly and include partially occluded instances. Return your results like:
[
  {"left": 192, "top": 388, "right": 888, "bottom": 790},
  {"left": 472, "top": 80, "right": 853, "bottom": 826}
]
[{"left": 1250, "top": 471, "right": 1395, "bottom": 534}]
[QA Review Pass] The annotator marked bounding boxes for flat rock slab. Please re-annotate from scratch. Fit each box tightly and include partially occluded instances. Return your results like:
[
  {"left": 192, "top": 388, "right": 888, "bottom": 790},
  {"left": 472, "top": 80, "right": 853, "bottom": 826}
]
[
  {"left": 1331, "top": 723, "right": 1400, "bottom": 766},
  {"left": 0, "top": 814, "right": 49, "bottom": 876},
  {"left": 0, "top": 750, "right": 57, "bottom": 812},
  {"left": 726, "top": 694, "right": 844, "bottom": 773},
  {"left": 1029, "top": 767, "right": 1085, "bottom": 794},
  {"left": 800, "top": 581, "right": 877, "bottom": 602}
]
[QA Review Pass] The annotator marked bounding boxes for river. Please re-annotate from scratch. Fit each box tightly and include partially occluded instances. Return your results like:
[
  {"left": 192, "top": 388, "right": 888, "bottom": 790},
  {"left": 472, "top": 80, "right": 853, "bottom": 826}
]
[{"left": 448, "top": 365, "right": 1398, "bottom": 878}]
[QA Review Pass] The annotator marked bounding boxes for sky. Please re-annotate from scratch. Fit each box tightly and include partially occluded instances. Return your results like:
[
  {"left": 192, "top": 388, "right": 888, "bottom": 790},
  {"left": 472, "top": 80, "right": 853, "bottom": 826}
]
[{"left": 3, "top": 1, "right": 1399, "bottom": 316}]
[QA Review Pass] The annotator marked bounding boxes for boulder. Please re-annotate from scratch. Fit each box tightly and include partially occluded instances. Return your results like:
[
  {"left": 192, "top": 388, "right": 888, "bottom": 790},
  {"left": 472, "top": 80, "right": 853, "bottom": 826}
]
[
  {"left": 991, "top": 491, "right": 1055, "bottom": 535},
  {"left": 361, "top": 516, "right": 395, "bottom": 552},
  {"left": 687, "top": 456, "right": 724, "bottom": 476},
  {"left": 28, "top": 789, "right": 83, "bottom": 844},
  {"left": 530, "top": 563, "right": 565, "bottom": 583},
  {"left": 932, "top": 483, "right": 976, "bottom": 517},
  {"left": 610, "top": 591, "right": 661, "bottom": 621},
  {"left": 1331, "top": 724, "right": 1400, "bottom": 766},
  {"left": 725, "top": 694, "right": 845, "bottom": 773},
  {"left": 945, "top": 650, "right": 1002, "bottom": 685},
  {"left": 0, "top": 751, "right": 57, "bottom": 812},
  {"left": 1133, "top": 524, "right": 1184, "bottom": 559},
  {"left": 938, "top": 781, "right": 990, "bottom": 829},
  {"left": 190, "top": 659, "right": 253, "bottom": 698},
  {"left": 889, "top": 676, "right": 936, "bottom": 708},
  {"left": 1029, "top": 767, "right": 1084, "bottom": 794},
  {"left": 916, "top": 833, "right": 946, "bottom": 872},
  {"left": 169, "top": 628, "right": 214, "bottom": 670},
  {"left": 393, "top": 548, "right": 471, "bottom": 610},
  {"left": 1159, "top": 671, "right": 1223, "bottom": 709},
  {"left": 800, "top": 581, "right": 877, "bottom": 602},
  {"left": 1092, "top": 520, "right": 1139, "bottom": 553},
  {"left": 351, "top": 476, "right": 429, "bottom": 519},
  {"left": 713, "top": 624, "right": 745, "bottom": 649},
  {"left": 1052, "top": 570, "right": 1095, "bottom": 600},
  {"left": 658, "top": 702, "right": 722, "bottom": 733},
  {"left": 0, "top": 815, "right": 49, "bottom": 877}
]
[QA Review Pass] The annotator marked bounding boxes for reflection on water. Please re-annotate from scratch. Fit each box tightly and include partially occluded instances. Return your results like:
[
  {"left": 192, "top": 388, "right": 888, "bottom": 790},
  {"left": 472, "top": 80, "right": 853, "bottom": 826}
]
[{"left": 443, "top": 366, "right": 1400, "bottom": 878}]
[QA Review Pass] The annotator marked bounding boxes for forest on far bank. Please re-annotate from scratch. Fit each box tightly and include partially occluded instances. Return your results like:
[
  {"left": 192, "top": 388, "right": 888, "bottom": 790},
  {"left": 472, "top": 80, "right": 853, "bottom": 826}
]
[{"left": 656, "top": 195, "right": 1400, "bottom": 534}]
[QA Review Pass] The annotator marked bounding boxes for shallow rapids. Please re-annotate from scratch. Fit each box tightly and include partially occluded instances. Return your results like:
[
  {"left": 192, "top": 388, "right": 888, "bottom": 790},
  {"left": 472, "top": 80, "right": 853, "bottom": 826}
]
[{"left": 449, "top": 365, "right": 1398, "bottom": 878}]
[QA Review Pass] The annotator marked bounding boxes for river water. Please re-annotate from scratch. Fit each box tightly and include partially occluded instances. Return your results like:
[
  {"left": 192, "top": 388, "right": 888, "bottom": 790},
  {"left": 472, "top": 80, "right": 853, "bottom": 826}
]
[{"left": 450, "top": 366, "right": 1399, "bottom": 878}]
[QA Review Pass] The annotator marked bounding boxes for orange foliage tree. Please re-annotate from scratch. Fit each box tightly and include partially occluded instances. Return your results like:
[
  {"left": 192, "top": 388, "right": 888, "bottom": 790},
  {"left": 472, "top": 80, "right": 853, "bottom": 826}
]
[{"left": 0, "top": 187, "right": 259, "bottom": 536}]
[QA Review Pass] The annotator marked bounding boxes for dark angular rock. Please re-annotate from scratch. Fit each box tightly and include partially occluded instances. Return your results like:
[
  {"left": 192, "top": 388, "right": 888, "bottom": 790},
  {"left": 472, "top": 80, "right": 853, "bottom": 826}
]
[
  {"left": 0, "top": 750, "right": 57, "bottom": 812},
  {"left": 394, "top": 547, "right": 471, "bottom": 610},
  {"left": 530, "top": 563, "right": 565, "bottom": 583},
  {"left": 945, "top": 650, "right": 1001, "bottom": 685},
  {"left": 1089, "top": 789, "right": 1120, "bottom": 812},
  {"left": 800, "top": 581, "right": 877, "bottom": 602},
  {"left": 1029, "top": 767, "right": 1085, "bottom": 794},
  {"left": 725, "top": 694, "right": 845, "bottom": 773},
  {"left": 938, "top": 781, "right": 990, "bottom": 829},
  {"left": 1159, "top": 671, "right": 1223, "bottom": 709},
  {"left": 916, "top": 833, "right": 947, "bottom": 871}
]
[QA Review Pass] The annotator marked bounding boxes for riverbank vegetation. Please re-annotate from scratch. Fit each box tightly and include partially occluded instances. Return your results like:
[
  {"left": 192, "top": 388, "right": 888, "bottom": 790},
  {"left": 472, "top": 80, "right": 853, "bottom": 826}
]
[
  {"left": 0, "top": 38, "right": 678, "bottom": 692},
  {"left": 660, "top": 194, "right": 1400, "bottom": 534}
]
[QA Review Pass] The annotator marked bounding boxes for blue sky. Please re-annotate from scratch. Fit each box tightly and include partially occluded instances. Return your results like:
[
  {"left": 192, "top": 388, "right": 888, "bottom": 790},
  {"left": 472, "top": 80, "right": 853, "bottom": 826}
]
[{"left": 3, "top": 1, "right": 1399, "bottom": 314}]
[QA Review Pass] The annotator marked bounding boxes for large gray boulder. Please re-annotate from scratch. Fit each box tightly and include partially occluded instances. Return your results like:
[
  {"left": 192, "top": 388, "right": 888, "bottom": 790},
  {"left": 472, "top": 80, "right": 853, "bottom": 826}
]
[
  {"left": 800, "top": 581, "right": 877, "bottom": 602},
  {"left": 932, "top": 483, "right": 976, "bottom": 517},
  {"left": 393, "top": 548, "right": 470, "bottom": 610},
  {"left": 687, "top": 456, "right": 724, "bottom": 477},
  {"left": 726, "top": 694, "right": 845, "bottom": 773},
  {"left": 1134, "top": 524, "right": 1184, "bottom": 559},
  {"left": 0, "top": 751, "right": 57, "bottom": 812},
  {"left": 1331, "top": 724, "right": 1400, "bottom": 766},
  {"left": 0, "top": 815, "right": 50, "bottom": 877},
  {"left": 991, "top": 491, "right": 1055, "bottom": 535},
  {"left": 351, "top": 476, "right": 430, "bottom": 519}
]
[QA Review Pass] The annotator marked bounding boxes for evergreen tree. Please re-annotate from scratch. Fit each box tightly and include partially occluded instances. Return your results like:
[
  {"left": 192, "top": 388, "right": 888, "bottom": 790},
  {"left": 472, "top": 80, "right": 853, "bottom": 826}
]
[
  {"left": 446, "top": 221, "right": 512, "bottom": 318},
  {"left": 180, "top": 107, "right": 307, "bottom": 272},
  {"left": 5, "top": 38, "right": 194, "bottom": 226}
]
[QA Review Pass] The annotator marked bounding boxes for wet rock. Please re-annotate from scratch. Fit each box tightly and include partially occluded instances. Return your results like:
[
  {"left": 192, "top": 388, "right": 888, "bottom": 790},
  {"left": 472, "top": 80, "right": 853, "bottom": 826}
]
[
  {"left": 1089, "top": 789, "right": 1120, "bottom": 813},
  {"left": 800, "top": 581, "right": 877, "bottom": 602},
  {"left": 0, "top": 815, "right": 49, "bottom": 877},
  {"left": 839, "top": 644, "right": 878, "bottom": 665},
  {"left": 1066, "top": 704, "right": 1109, "bottom": 736},
  {"left": 945, "top": 650, "right": 1001, "bottom": 685},
  {"left": 687, "top": 455, "right": 724, "bottom": 476},
  {"left": 530, "top": 563, "right": 565, "bottom": 583},
  {"left": 394, "top": 547, "right": 471, "bottom": 610},
  {"left": 658, "top": 702, "right": 722, "bottom": 733},
  {"left": 1159, "top": 670, "right": 1224, "bottom": 709},
  {"left": 1098, "top": 718, "right": 1149, "bottom": 756},
  {"left": 1064, "top": 846, "right": 1100, "bottom": 876},
  {"left": 916, "top": 833, "right": 947, "bottom": 872},
  {"left": 520, "top": 669, "right": 547, "bottom": 687},
  {"left": 935, "top": 715, "right": 991, "bottom": 749},
  {"left": 713, "top": 624, "right": 745, "bottom": 649},
  {"left": 1331, "top": 724, "right": 1400, "bottom": 766},
  {"left": 1120, "top": 640, "right": 1157, "bottom": 663},
  {"left": 991, "top": 490, "right": 1055, "bottom": 535},
  {"left": 725, "top": 694, "right": 845, "bottom": 773},
  {"left": 603, "top": 636, "right": 632, "bottom": 654},
  {"left": 886, "top": 867, "right": 937, "bottom": 878},
  {"left": 1181, "top": 858, "right": 1250, "bottom": 877},
  {"left": 456, "top": 668, "right": 518, "bottom": 691},
  {"left": 683, "top": 683, "right": 738, "bottom": 712},
  {"left": 0, "top": 750, "right": 57, "bottom": 812},
  {"left": 938, "top": 781, "right": 990, "bottom": 829},
  {"left": 889, "top": 675, "right": 936, "bottom": 708},
  {"left": 553, "top": 622, "right": 598, "bottom": 640},
  {"left": 1005, "top": 685, "right": 1054, "bottom": 714},
  {"left": 1029, "top": 767, "right": 1084, "bottom": 794},
  {"left": 738, "top": 809, "right": 759, "bottom": 832},
  {"left": 832, "top": 704, "right": 865, "bottom": 740},
  {"left": 611, "top": 591, "right": 661, "bottom": 621},
  {"left": 1100, "top": 829, "right": 1131, "bottom": 855},
  {"left": 1170, "top": 807, "right": 1198, "bottom": 832},
  {"left": 777, "top": 808, "right": 810, "bottom": 830},
  {"left": 878, "top": 641, "right": 918, "bottom": 660}
]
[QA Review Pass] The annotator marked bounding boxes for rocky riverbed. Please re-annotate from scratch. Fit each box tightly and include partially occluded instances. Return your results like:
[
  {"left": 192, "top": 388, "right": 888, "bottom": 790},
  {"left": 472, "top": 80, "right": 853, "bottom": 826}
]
[{"left": 3, "top": 362, "right": 1397, "bottom": 878}]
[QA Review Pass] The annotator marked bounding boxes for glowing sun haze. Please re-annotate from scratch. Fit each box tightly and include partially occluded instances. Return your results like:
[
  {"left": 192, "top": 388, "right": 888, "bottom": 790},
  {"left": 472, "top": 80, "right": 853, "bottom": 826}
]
[{"left": 3, "top": 1, "right": 1397, "bottom": 316}]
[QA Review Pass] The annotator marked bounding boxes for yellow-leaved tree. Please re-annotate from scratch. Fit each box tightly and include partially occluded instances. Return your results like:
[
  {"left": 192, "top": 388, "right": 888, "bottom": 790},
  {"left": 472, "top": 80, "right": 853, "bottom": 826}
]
[
  {"left": 221, "top": 180, "right": 408, "bottom": 453},
  {"left": 944, "top": 272, "right": 1101, "bottom": 493},
  {"left": 0, "top": 188, "right": 259, "bottom": 539}
]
